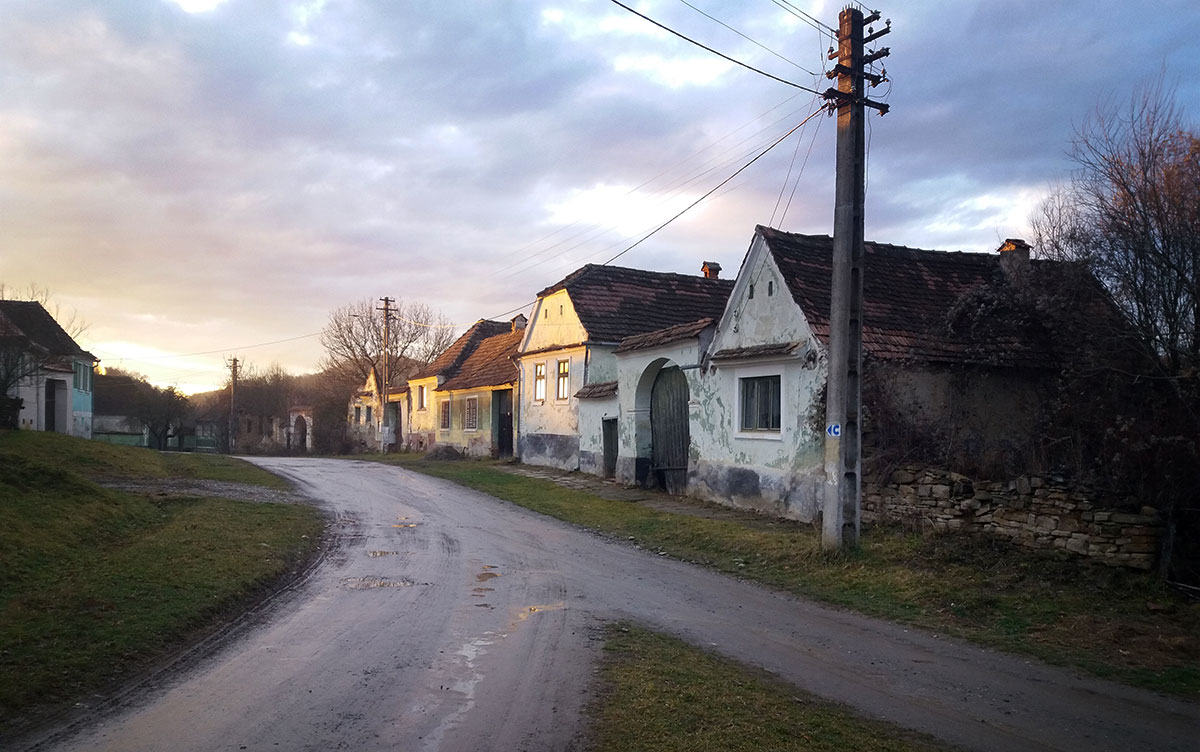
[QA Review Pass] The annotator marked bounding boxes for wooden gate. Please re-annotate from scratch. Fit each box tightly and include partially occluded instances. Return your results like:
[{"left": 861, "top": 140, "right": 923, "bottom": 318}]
[{"left": 650, "top": 366, "right": 690, "bottom": 495}]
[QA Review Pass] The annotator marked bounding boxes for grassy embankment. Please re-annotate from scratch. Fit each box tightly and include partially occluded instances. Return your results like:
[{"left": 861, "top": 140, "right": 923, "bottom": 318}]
[
  {"left": 0, "top": 431, "right": 323, "bottom": 736},
  {"left": 591, "top": 623, "right": 954, "bottom": 752},
  {"left": 377, "top": 455, "right": 1200, "bottom": 698}
]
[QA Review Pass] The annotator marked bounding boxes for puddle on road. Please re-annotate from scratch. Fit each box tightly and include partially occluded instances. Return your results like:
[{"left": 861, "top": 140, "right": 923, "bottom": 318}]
[
  {"left": 367, "top": 550, "right": 401, "bottom": 558},
  {"left": 392, "top": 523, "right": 418, "bottom": 528},
  {"left": 474, "top": 603, "right": 494, "bottom": 609},
  {"left": 472, "top": 587, "right": 493, "bottom": 593},
  {"left": 475, "top": 572, "right": 499, "bottom": 582},
  {"left": 341, "top": 576, "right": 415, "bottom": 590}
]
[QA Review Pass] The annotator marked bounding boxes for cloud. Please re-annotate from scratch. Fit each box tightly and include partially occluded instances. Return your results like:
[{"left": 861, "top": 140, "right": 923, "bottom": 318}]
[{"left": 1, "top": 0, "right": 1198, "bottom": 391}]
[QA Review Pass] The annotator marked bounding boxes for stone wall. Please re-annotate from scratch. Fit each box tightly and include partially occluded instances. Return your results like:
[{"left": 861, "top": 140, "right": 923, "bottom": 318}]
[{"left": 863, "top": 466, "right": 1161, "bottom": 570}]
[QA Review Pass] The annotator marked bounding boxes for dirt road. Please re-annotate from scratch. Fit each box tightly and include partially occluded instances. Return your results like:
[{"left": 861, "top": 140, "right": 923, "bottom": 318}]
[{"left": 30, "top": 458, "right": 1200, "bottom": 751}]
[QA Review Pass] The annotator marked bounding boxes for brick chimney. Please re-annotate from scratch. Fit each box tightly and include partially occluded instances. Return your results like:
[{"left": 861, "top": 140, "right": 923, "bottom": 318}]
[
  {"left": 510, "top": 313, "right": 527, "bottom": 333},
  {"left": 701, "top": 261, "right": 722, "bottom": 279},
  {"left": 998, "top": 238, "right": 1031, "bottom": 281}
]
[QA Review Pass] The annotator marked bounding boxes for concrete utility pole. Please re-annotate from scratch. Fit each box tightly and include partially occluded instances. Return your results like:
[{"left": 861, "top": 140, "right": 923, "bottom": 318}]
[
  {"left": 227, "top": 356, "right": 239, "bottom": 454},
  {"left": 377, "top": 296, "right": 393, "bottom": 454},
  {"left": 821, "top": 8, "right": 890, "bottom": 550}
]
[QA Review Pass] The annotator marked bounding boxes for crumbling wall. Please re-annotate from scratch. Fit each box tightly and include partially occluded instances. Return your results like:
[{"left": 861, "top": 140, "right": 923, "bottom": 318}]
[{"left": 864, "top": 466, "right": 1161, "bottom": 570}]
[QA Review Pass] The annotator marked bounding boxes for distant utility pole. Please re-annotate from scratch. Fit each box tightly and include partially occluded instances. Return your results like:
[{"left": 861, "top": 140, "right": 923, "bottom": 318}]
[
  {"left": 227, "top": 356, "right": 239, "bottom": 454},
  {"left": 821, "top": 7, "right": 890, "bottom": 550},
  {"left": 377, "top": 296, "right": 394, "bottom": 454}
]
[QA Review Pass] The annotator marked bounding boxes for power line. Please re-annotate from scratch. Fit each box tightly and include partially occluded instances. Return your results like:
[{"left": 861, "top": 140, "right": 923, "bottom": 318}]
[
  {"left": 91, "top": 331, "right": 322, "bottom": 364},
  {"left": 770, "top": 0, "right": 837, "bottom": 39},
  {"left": 602, "top": 104, "right": 830, "bottom": 266},
  {"left": 607, "top": 0, "right": 823, "bottom": 95},
  {"left": 678, "top": 0, "right": 818, "bottom": 78}
]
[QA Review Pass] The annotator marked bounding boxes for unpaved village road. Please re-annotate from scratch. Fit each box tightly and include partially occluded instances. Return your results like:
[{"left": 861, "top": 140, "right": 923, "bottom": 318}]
[{"left": 34, "top": 458, "right": 1200, "bottom": 752}]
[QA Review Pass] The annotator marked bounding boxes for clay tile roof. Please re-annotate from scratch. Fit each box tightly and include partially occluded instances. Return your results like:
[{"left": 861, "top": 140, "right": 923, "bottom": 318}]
[
  {"left": 0, "top": 300, "right": 92, "bottom": 359},
  {"left": 411, "top": 319, "right": 512, "bottom": 382},
  {"left": 756, "top": 225, "right": 1074, "bottom": 368},
  {"left": 614, "top": 318, "right": 715, "bottom": 354},
  {"left": 438, "top": 328, "right": 523, "bottom": 391},
  {"left": 711, "top": 341, "right": 804, "bottom": 361},
  {"left": 539, "top": 264, "right": 733, "bottom": 344},
  {"left": 575, "top": 380, "right": 618, "bottom": 399}
]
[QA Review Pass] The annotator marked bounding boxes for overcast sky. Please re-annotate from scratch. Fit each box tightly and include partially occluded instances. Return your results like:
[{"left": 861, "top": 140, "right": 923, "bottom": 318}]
[{"left": 2, "top": 0, "right": 1198, "bottom": 393}]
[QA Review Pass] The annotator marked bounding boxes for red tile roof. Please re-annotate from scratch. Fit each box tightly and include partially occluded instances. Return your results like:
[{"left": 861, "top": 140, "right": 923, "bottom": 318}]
[
  {"left": 411, "top": 319, "right": 512, "bottom": 382},
  {"left": 711, "top": 341, "right": 804, "bottom": 361},
  {"left": 439, "top": 328, "right": 523, "bottom": 391},
  {"left": 575, "top": 380, "right": 618, "bottom": 399},
  {"left": 539, "top": 264, "right": 733, "bottom": 344},
  {"left": 614, "top": 318, "right": 714, "bottom": 354},
  {"left": 757, "top": 225, "right": 1104, "bottom": 368}
]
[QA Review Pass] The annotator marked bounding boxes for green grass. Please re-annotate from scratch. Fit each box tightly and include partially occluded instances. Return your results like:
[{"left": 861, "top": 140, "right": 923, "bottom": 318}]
[
  {"left": 591, "top": 623, "right": 954, "bottom": 752},
  {"left": 379, "top": 456, "right": 1200, "bottom": 698},
  {"left": 0, "top": 429, "right": 290, "bottom": 489},
  {"left": 0, "top": 432, "right": 322, "bottom": 734}
]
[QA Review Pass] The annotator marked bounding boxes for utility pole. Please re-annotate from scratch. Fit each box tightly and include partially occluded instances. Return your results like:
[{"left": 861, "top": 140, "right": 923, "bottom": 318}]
[
  {"left": 821, "top": 8, "right": 890, "bottom": 549},
  {"left": 226, "top": 356, "right": 239, "bottom": 454},
  {"left": 377, "top": 296, "right": 394, "bottom": 454}
]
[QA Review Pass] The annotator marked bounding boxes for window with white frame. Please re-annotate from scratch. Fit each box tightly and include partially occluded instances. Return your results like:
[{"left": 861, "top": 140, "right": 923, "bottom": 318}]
[
  {"left": 740, "top": 375, "right": 781, "bottom": 432},
  {"left": 354, "top": 406, "right": 362, "bottom": 424},
  {"left": 533, "top": 363, "right": 546, "bottom": 401},
  {"left": 366, "top": 406, "right": 373, "bottom": 424},
  {"left": 417, "top": 385, "right": 427, "bottom": 410},
  {"left": 464, "top": 397, "right": 478, "bottom": 431},
  {"left": 555, "top": 359, "right": 570, "bottom": 400},
  {"left": 439, "top": 400, "right": 451, "bottom": 430}
]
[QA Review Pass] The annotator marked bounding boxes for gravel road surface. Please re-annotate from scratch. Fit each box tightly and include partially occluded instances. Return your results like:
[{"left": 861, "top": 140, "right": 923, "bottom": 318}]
[{"left": 29, "top": 458, "right": 1200, "bottom": 751}]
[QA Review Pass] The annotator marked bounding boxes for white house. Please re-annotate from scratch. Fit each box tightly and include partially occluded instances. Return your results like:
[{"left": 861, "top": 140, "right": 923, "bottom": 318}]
[
  {"left": 0, "top": 300, "right": 97, "bottom": 438},
  {"left": 515, "top": 263, "right": 734, "bottom": 472}
]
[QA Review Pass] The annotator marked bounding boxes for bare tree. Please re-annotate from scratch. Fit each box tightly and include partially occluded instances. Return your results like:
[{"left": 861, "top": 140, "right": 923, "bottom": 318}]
[
  {"left": 1032, "top": 77, "right": 1199, "bottom": 376},
  {"left": 0, "top": 282, "right": 89, "bottom": 339},
  {"left": 319, "top": 298, "right": 456, "bottom": 387}
]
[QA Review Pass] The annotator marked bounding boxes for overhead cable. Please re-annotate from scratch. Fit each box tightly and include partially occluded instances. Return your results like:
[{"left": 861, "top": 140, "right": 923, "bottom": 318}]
[
  {"left": 601, "top": 103, "right": 830, "bottom": 266},
  {"left": 607, "top": 0, "right": 823, "bottom": 95}
]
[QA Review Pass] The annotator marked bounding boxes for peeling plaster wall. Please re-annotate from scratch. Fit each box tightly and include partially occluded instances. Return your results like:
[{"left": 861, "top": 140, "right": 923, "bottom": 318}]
[
  {"left": 690, "top": 242, "right": 827, "bottom": 521},
  {"left": 578, "top": 394, "right": 618, "bottom": 475},
  {"left": 518, "top": 291, "right": 588, "bottom": 468},
  {"left": 405, "top": 376, "right": 440, "bottom": 452},
  {"left": 436, "top": 389, "right": 499, "bottom": 458}
]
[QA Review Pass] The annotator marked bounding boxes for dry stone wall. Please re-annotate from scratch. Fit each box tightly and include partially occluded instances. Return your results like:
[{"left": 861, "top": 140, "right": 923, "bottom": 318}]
[{"left": 863, "top": 466, "right": 1161, "bottom": 570}]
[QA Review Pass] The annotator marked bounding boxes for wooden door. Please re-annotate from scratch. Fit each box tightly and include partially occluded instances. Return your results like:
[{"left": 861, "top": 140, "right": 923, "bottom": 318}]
[
  {"left": 496, "top": 389, "right": 514, "bottom": 457},
  {"left": 650, "top": 366, "right": 689, "bottom": 495},
  {"left": 602, "top": 418, "right": 617, "bottom": 478}
]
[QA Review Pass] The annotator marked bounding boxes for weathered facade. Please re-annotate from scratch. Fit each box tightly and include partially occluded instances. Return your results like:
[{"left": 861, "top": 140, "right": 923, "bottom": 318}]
[
  {"left": 0, "top": 300, "right": 97, "bottom": 438},
  {"left": 405, "top": 316, "right": 524, "bottom": 457},
  {"left": 347, "top": 368, "right": 404, "bottom": 452},
  {"left": 569, "top": 226, "right": 1115, "bottom": 525},
  {"left": 516, "top": 264, "right": 733, "bottom": 471}
]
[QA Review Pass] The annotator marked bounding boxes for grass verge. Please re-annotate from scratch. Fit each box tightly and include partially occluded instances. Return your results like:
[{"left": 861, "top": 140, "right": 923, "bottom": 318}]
[
  {"left": 378, "top": 455, "right": 1200, "bottom": 698},
  {"left": 591, "top": 622, "right": 954, "bottom": 752},
  {"left": 0, "top": 432, "right": 322, "bottom": 737}
]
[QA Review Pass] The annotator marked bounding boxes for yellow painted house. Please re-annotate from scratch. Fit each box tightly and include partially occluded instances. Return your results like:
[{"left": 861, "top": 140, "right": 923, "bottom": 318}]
[{"left": 405, "top": 316, "right": 526, "bottom": 457}]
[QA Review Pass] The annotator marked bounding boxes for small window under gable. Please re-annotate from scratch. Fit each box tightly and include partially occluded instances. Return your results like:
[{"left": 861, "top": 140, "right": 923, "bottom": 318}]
[
  {"left": 555, "top": 359, "right": 570, "bottom": 400},
  {"left": 534, "top": 363, "right": 546, "bottom": 401},
  {"left": 740, "top": 375, "right": 781, "bottom": 432}
]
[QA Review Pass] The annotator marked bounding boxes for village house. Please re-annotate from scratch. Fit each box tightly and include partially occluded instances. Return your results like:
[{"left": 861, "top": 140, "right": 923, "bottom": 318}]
[
  {"left": 578, "top": 225, "right": 1115, "bottom": 525},
  {"left": 347, "top": 367, "right": 406, "bottom": 452},
  {"left": 0, "top": 300, "right": 97, "bottom": 437},
  {"left": 515, "top": 263, "right": 734, "bottom": 472},
  {"left": 405, "top": 316, "right": 525, "bottom": 456}
]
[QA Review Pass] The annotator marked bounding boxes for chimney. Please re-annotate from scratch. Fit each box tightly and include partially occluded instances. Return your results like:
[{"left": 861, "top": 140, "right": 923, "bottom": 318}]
[
  {"left": 510, "top": 313, "right": 527, "bottom": 333},
  {"left": 701, "top": 261, "right": 722, "bottom": 279},
  {"left": 998, "top": 238, "right": 1031, "bottom": 281}
]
